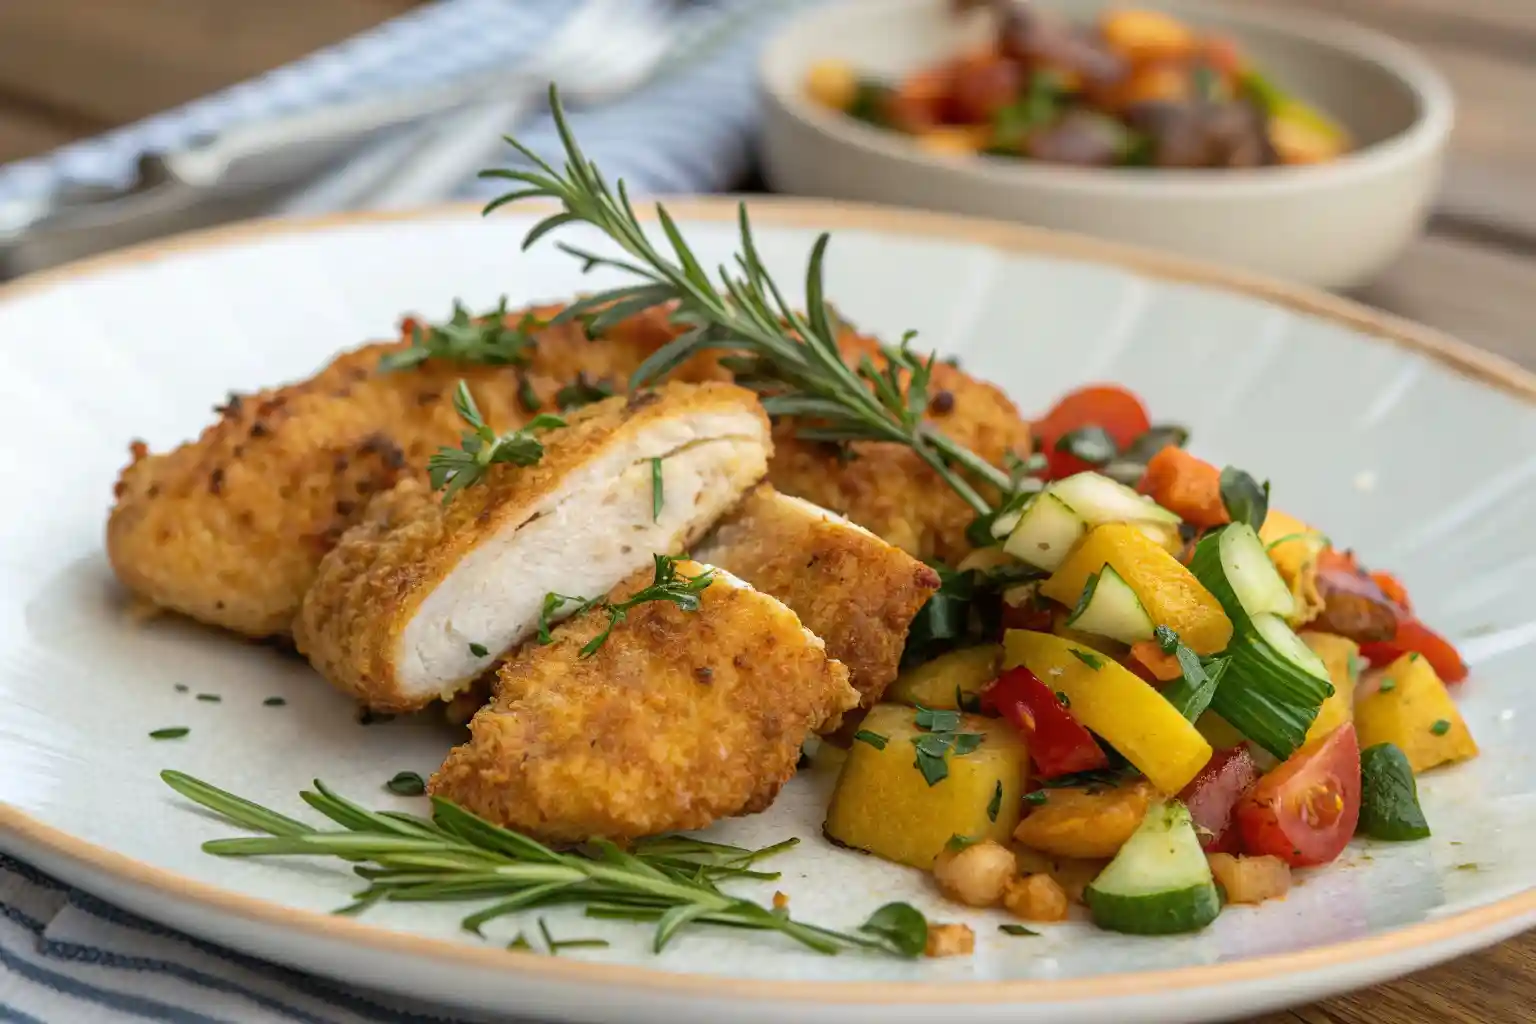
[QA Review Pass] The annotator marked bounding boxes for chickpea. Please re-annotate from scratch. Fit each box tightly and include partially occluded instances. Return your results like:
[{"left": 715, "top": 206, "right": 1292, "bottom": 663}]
[
  {"left": 924, "top": 922, "right": 976, "bottom": 958},
  {"left": 932, "top": 839, "right": 1017, "bottom": 907},
  {"left": 1003, "top": 873, "right": 1070, "bottom": 922},
  {"left": 805, "top": 59, "right": 858, "bottom": 111}
]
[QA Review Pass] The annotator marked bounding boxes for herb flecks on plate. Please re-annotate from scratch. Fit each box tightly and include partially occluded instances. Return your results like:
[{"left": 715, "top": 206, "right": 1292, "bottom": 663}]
[
  {"left": 427, "top": 380, "right": 565, "bottom": 503},
  {"left": 159, "top": 771, "right": 928, "bottom": 957}
]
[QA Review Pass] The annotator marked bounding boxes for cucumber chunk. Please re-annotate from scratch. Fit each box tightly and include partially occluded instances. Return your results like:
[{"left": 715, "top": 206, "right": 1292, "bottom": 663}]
[
  {"left": 1066, "top": 565, "right": 1155, "bottom": 643},
  {"left": 1004, "top": 493, "right": 1087, "bottom": 571},
  {"left": 1219, "top": 520, "right": 1296, "bottom": 618},
  {"left": 1085, "top": 799, "right": 1221, "bottom": 935},
  {"left": 1048, "top": 472, "right": 1183, "bottom": 527}
]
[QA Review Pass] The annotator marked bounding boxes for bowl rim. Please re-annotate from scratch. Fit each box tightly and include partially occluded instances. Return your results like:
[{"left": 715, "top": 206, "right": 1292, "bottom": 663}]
[
  {"left": 759, "top": 0, "right": 1455, "bottom": 196},
  {"left": 0, "top": 196, "right": 1532, "bottom": 1011}
]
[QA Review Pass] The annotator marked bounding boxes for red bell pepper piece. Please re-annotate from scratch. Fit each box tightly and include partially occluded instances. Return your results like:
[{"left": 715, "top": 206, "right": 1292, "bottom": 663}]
[
  {"left": 981, "top": 666, "right": 1110, "bottom": 778},
  {"left": 1177, "top": 746, "right": 1259, "bottom": 853},
  {"left": 1360, "top": 620, "right": 1468, "bottom": 683}
]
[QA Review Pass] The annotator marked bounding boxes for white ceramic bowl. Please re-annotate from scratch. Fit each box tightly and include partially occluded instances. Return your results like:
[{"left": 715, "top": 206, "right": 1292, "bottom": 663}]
[{"left": 760, "top": 0, "right": 1454, "bottom": 288}]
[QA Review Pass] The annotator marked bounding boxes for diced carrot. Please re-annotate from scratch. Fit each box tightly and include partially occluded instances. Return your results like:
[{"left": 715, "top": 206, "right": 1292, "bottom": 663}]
[
  {"left": 1129, "top": 640, "right": 1184, "bottom": 682},
  {"left": 1139, "top": 447, "right": 1229, "bottom": 528}
]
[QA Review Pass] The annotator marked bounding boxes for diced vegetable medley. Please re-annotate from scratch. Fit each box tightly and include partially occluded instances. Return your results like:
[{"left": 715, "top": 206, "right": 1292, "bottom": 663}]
[
  {"left": 824, "top": 381, "right": 1475, "bottom": 936},
  {"left": 804, "top": 2, "right": 1351, "bottom": 169}
]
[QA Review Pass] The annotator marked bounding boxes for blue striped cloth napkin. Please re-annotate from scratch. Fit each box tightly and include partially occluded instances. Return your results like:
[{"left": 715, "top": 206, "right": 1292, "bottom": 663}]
[{"left": 0, "top": 1, "right": 817, "bottom": 1021}]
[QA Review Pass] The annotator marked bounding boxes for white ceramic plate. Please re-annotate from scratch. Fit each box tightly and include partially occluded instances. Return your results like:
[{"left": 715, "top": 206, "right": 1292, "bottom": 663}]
[{"left": 0, "top": 200, "right": 1531, "bottom": 1024}]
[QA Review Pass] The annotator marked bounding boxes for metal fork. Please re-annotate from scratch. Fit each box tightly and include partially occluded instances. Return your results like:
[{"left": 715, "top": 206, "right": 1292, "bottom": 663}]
[{"left": 300, "top": 0, "right": 728, "bottom": 213}]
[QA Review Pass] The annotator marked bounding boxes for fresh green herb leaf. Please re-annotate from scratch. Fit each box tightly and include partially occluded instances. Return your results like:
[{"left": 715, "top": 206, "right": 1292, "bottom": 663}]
[
  {"left": 428, "top": 380, "right": 566, "bottom": 503},
  {"left": 538, "top": 591, "right": 591, "bottom": 644},
  {"left": 1218, "top": 467, "right": 1270, "bottom": 532},
  {"left": 989, "top": 71, "right": 1065, "bottom": 152},
  {"left": 150, "top": 727, "right": 189, "bottom": 740},
  {"left": 538, "top": 919, "right": 610, "bottom": 954},
  {"left": 1023, "top": 790, "right": 1049, "bottom": 805},
  {"left": 913, "top": 744, "right": 950, "bottom": 786},
  {"left": 1069, "top": 648, "right": 1104, "bottom": 671},
  {"left": 1430, "top": 719, "right": 1451, "bottom": 736},
  {"left": 507, "top": 933, "right": 532, "bottom": 951},
  {"left": 946, "top": 834, "right": 980, "bottom": 852},
  {"left": 650, "top": 457, "right": 664, "bottom": 522},
  {"left": 914, "top": 704, "right": 962, "bottom": 733},
  {"left": 1053, "top": 426, "right": 1117, "bottom": 466},
  {"left": 1162, "top": 655, "right": 1229, "bottom": 722},
  {"left": 1357, "top": 743, "right": 1430, "bottom": 841},
  {"left": 579, "top": 555, "right": 717, "bottom": 658},
  {"left": 999, "top": 924, "right": 1040, "bottom": 936},
  {"left": 379, "top": 299, "right": 540, "bottom": 372},
  {"left": 853, "top": 730, "right": 888, "bottom": 751},
  {"left": 857, "top": 902, "right": 928, "bottom": 958},
  {"left": 987, "top": 781, "right": 1003, "bottom": 822},
  {"left": 263, "top": 697, "right": 287, "bottom": 707},
  {"left": 468, "top": 642, "right": 490, "bottom": 658},
  {"left": 515, "top": 374, "right": 541, "bottom": 413},
  {"left": 554, "top": 371, "right": 614, "bottom": 411},
  {"left": 385, "top": 771, "right": 426, "bottom": 796},
  {"left": 1154, "top": 624, "right": 1180, "bottom": 654},
  {"left": 950, "top": 733, "right": 984, "bottom": 756},
  {"left": 1055, "top": 690, "right": 1071, "bottom": 708},
  {"left": 174, "top": 683, "right": 189, "bottom": 693},
  {"left": 196, "top": 693, "right": 221, "bottom": 703},
  {"left": 1120, "top": 425, "right": 1189, "bottom": 464},
  {"left": 1378, "top": 677, "right": 1396, "bottom": 693}
]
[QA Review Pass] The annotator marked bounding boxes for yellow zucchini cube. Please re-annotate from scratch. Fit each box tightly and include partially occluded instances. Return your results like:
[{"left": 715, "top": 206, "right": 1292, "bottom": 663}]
[
  {"left": 885, "top": 646, "right": 1002, "bottom": 710},
  {"left": 1355, "top": 652, "right": 1478, "bottom": 773},
  {"left": 1004, "top": 629, "right": 1212, "bottom": 793},
  {"left": 1301, "top": 631, "right": 1359, "bottom": 744},
  {"left": 1260, "top": 510, "right": 1327, "bottom": 625},
  {"left": 823, "top": 704, "right": 1026, "bottom": 869},
  {"left": 1040, "top": 523, "right": 1232, "bottom": 654}
]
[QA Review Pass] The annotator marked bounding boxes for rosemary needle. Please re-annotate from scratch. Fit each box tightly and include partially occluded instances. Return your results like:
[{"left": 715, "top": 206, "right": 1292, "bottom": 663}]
[
  {"left": 478, "top": 85, "right": 1012, "bottom": 516},
  {"left": 160, "top": 770, "right": 927, "bottom": 957}
]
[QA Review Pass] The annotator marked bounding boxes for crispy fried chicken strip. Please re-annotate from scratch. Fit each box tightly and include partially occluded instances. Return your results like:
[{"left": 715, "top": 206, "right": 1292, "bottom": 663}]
[
  {"left": 430, "top": 562, "right": 858, "bottom": 843},
  {"left": 106, "top": 305, "right": 698, "bottom": 637},
  {"left": 767, "top": 333, "right": 1033, "bottom": 565},
  {"left": 695, "top": 485, "right": 939, "bottom": 706},
  {"left": 294, "top": 383, "right": 771, "bottom": 712}
]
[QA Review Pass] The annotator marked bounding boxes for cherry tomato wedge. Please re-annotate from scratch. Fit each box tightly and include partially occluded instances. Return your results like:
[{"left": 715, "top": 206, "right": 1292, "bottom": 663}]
[
  {"left": 982, "top": 666, "right": 1110, "bottom": 778},
  {"left": 1178, "top": 746, "right": 1260, "bottom": 854},
  {"left": 1360, "top": 620, "right": 1468, "bottom": 684},
  {"left": 1033, "top": 384, "right": 1151, "bottom": 479},
  {"left": 1235, "top": 723, "right": 1361, "bottom": 867}
]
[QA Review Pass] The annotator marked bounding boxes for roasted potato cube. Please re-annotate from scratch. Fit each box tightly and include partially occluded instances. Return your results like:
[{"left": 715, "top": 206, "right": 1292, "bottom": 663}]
[
  {"left": 824, "top": 704, "right": 1027, "bottom": 869},
  {"left": 886, "top": 645, "right": 1002, "bottom": 711},
  {"left": 925, "top": 923, "right": 976, "bottom": 958},
  {"left": 1012, "top": 779, "right": 1153, "bottom": 859},
  {"left": 1003, "top": 873, "right": 1070, "bottom": 922},
  {"left": 1355, "top": 653, "right": 1478, "bottom": 773},
  {"left": 1207, "top": 852, "right": 1291, "bottom": 905}
]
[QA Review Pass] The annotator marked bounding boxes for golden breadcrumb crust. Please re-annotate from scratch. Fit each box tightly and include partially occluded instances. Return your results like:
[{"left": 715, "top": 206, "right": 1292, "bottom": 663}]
[
  {"left": 430, "top": 563, "right": 858, "bottom": 843},
  {"left": 700, "top": 485, "right": 939, "bottom": 706},
  {"left": 767, "top": 332, "right": 1033, "bottom": 565},
  {"left": 293, "top": 382, "right": 770, "bottom": 712},
  {"left": 106, "top": 305, "right": 697, "bottom": 637}
]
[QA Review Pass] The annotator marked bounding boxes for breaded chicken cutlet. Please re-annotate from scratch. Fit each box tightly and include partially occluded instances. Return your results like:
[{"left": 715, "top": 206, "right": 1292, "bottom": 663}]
[
  {"left": 766, "top": 333, "right": 1033, "bottom": 565},
  {"left": 430, "top": 561, "right": 858, "bottom": 843},
  {"left": 295, "top": 383, "right": 771, "bottom": 712},
  {"left": 696, "top": 485, "right": 939, "bottom": 706},
  {"left": 106, "top": 304, "right": 706, "bottom": 637}
]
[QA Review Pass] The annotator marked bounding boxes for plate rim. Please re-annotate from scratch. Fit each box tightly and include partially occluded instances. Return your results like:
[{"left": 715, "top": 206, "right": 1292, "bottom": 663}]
[{"left": 2, "top": 196, "right": 1532, "bottom": 1005}]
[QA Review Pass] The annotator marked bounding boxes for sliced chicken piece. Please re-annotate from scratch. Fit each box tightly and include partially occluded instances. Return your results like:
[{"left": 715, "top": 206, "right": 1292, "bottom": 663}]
[
  {"left": 106, "top": 303, "right": 698, "bottom": 637},
  {"left": 695, "top": 485, "right": 940, "bottom": 706},
  {"left": 430, "top": 561, "right": 858, "bottom": 843},
  {"left": 767, "top": 332, "right": 1033, "bottom": 565},
  {"left": 294, "top": 382, "right": 771, "bottom": 712}
]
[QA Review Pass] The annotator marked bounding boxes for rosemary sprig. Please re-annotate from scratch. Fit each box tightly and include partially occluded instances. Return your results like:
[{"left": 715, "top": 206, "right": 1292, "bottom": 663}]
[
  {"left": 427, "top": 380, "right": 565, "bottom": 503},
  {"left": 478, "top": 85, "right": 1011, "bottom": 515},
  {"left": 379, "top": 298, "right": 542, "bottom": 372},
  {"left": 160, "top": 771, "right": 926, "bottom": 957},
  {"left": 538, "top": 554, "right": 717, "bottom": 658}
]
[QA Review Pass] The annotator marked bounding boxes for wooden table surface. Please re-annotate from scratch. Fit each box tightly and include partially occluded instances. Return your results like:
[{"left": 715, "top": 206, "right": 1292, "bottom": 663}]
[{"left": 0, "top": 1, "right": 1529, "bottom": 1021}]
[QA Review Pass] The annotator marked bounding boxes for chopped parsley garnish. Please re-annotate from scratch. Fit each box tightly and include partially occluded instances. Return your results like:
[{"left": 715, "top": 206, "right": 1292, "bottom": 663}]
[
  {"left": 173, "top": 683, "right": 189, "bottom": 693},
  {"left": 385, "top": 771, "right": 427, "bottom": 796},
  {"left": 263, "top": 697, "right": 287, "bottom": 707},
  {"left": 1069, "top": 648, "right": 1104, "bottom": 671},
  {"left": 1023, "top": 790, "right": 1049, "bottom": 805},
  {"left": 650, "top": 457, "right": 664, "bottom": 522},
  {"left": 428, "top": 380, "right": 565, "bottom": 503},
  {"left": 516, "top": 374, "right": 541, "bottom": 413},
  {"left": 507, "top": 933, "right": 532, "bottom": 951},
  {"left": 555, "top": 371, "right": 614, "bottom": 411},
  {"left": 571, "top": 555, "right": 716, "bottom": 658},
  {"left": 196, "top": 693, "right": 221, "bottom": 702},
  {"left": 538, "top": 591, "right": 593, "bottom": 643},
  {"left": 999, "top": 924, "right": 1040, "bottom": 936},
  {"left": 1378, "top": 677, "right": 1396, "bottom": 693},
  {"left": 1430, "top": 719, "right": 1451, "bottom": 736},
  {"left": 1055, "top": 690, "right": 1071, "bottom": 708},
  {"left": 149, "top": 727, "right": 189, "bottom": 740},
  {"left": 946, "top": 833, "right": 980, "bottom": 852},
  {"left": 987, "top": 781, "right": 1003, "bottom": 822},
  {"left": 853, "top": 730, "right": 888, "bottom": 750},
  {"left": 379, "top": 298, "right": 539, "bottom": 371},
  {"left": 910, "top": 703, "right": 984, "bottom": 786},
  {"left": 538, "top": 918, "right": 610, "bottom": 955},
  {"left": 468, "top": 642, "right": 490, "bottom": 658},
  {"left": 914, "top": 705, "right": 961, "bottom": 732}
]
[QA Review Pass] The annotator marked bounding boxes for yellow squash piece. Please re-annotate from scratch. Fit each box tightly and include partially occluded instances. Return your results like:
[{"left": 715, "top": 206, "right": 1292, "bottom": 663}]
[
  {"left": 823, "top": 704, "right": 1027, "bottom": 870},
  {"left": 886, "top": 645, "right": 1002, "bottom": 710},
  {"left": 1004, "top": 630, "right": 1212, "bottom": 793},
  {"left": 1259, "top": 510, "right": 1327, "bottom": 626},
  {"left": 1355, "top": 653, "right": 1478, "bottom": 773},
  {"left": 1041, "top": 523, "right": 1232, "bottom": 654},
  {"left": 1301, "top": 632, "right": 1359, "bottom": 744}
]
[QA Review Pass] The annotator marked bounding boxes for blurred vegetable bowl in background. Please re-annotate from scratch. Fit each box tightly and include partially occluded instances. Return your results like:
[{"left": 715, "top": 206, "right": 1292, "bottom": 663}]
[{"left": 760, "top": 0, "right": 1454, "bottom": 287}]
